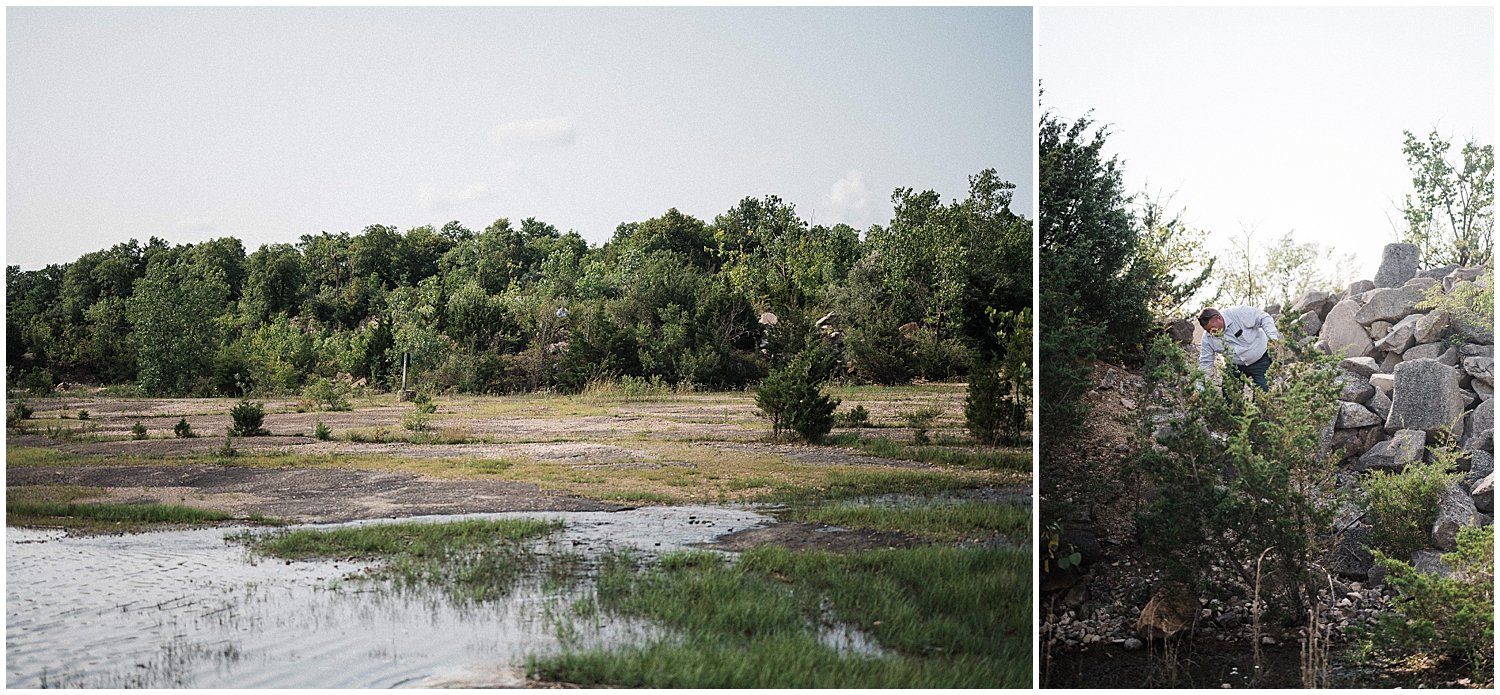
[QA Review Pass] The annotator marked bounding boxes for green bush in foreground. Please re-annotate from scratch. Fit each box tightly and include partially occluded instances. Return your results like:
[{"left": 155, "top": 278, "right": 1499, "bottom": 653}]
[
  {"left": 174, "top": 418, "right": 196, "bottom": 439},
  {"left": 229, "top": 399, "right": 268, "bottom": 436},
  {"left": 755, "top": 350, "right": 839, "bottom": 443},
  {"left": 130, "top": 422, "right": 148, "bottom": 440},
  {"left": 1362, "top": 453, "right": 1461, "bottom": 560},
  {"left": 1371, "top": 525, "right": 1493, "bottom": 683}
]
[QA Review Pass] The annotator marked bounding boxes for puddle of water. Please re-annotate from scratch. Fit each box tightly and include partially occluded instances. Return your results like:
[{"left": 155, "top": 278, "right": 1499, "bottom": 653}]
[{"left": 7, "top": 505, "right": 774, "bottom": 688}]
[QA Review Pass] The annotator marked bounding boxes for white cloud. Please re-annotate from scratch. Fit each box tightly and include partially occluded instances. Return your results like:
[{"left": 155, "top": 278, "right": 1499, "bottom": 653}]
[
  {"left": 490, "top": 116, "right": 577, "bottom": 146},
  {"left": 824, "top": 170, "right": 872, "bottom": 225},
  {"left": 417, "top": 181, "right": 493, "bottom": 212}
]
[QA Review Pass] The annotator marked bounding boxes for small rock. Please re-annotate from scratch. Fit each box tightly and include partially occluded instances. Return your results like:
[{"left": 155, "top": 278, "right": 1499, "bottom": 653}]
[{"left": 1123, "top": 637, "right": 1143, "bottom": 651}]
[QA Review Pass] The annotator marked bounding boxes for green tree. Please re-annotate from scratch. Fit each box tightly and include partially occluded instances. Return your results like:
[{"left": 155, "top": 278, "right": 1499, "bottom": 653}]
[
  {"left": 243, "top": 243, "right": 308, "bottom": 322},
  {"left": 127, "top": 260, "right": 230, "bottom": 395},
  {"left": 1134, "top": 194, "right": 1216, "bottom": 317},
  {"left": 1400, "top": 129, "right": 1494, "bottom": 268},
  {"left": 1217, "top": 230, "right": 1352, "bottom": 309}
]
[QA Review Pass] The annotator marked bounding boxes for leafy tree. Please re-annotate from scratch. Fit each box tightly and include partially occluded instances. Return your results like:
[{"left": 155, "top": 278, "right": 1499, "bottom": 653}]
[
  {"left": 1134, "top": 194, "right": 1216, "bottom": 317},
  {"left": 1217, "top": 230, "right": 1352, "bottom": 309},
  {"left": 243, "top": 243, "right": 308, "bottom": 322},
  {"left": 1401, "top": 129, "right": 1494, "bottom": 268},
  {"left": 127, "top": 259, "right": 230, "bottom": 395},
  {"left": 755, "top": 348, "right": 839, "bottom": 443}
]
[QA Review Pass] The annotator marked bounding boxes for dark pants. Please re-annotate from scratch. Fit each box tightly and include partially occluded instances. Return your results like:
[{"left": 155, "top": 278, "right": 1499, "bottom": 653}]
[{"left": 1234, "top": 351, "right": 1273, "bottom": 391}]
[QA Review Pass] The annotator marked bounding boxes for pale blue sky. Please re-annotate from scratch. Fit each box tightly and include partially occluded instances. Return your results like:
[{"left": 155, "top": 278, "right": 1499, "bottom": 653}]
[
  {"left": 7, "top": 6, "right": 1034, "bottom": 269},
  {"left": 1040, "top": 6, "right": 1494, "bottom": 285}
]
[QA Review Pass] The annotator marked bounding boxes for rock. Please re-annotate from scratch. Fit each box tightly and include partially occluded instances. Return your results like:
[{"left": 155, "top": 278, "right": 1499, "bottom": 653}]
[
  {"left": 1443, "top": 266, "right": 1485, "bottom": 292},
  {"left": 1478, "top": 382, "right": 1494, "bottom": 400},
  {"left": 1358, "top": 429, "right": 1425, "bottom": 471},
  {"left": 1294, "top": 310, "right": 1323, "bottom": 338},
  {"left": 1438, "top": 346, "right": 1461, "bottom": 367},
  {"left": 1265, "top": 303, "right": 1282, "bottom": 317},
  {"left": 1123, "top": 637, "right": 1144, "bottom": 651},
  {"left": 1463, "top": 398, "right": 1494, "bottom": 451},
  {"left": 1336, "top": 402, "right": 1382, "bottom": 429},
  {"left": 1411, "top": 549, "right": 1453, "bottom": 578},
  {"left": 1339, "top": 356, "right": 1381, "bottom": 378},
  {"left": 1379, "top": 352, "right": 1404, "bottom": 373},
  {"left": 1213, "top": 611, "right": 1240, "bottom": 629},
  {"left": 1403, "top": 342, "right": 1447, "bottom": 362},
  {"left": 1337, "top": 370, "right": 1376, "bottom": 404},
  {"left": 1462, "top": 357, "right": 1494, "bottom": 387},
  {"left": 1413, "top": 310, "right": 1451, "bottom": 344},
  {"left": 1417, "top": 263, "right": 1461, "bottom": 280},
  {"left": 1330, "top": 425, "right": 1383, "bottom": 460},
  {"left": 1354, "top": 285, "right": 1430, "bottom": 326},
  {"left": 1367, "top": 389, "right": 1393, "bottom": 423},
  {"left": 1136, "top": 584, "right": 1200, "bottom": 639},
  {"left": 1374, "top": 244, "right": 1421, "bottom": 287},
  {"left": 1462, "top": 344, "right": 1494, "bottom": 359},
  {"left": 1370, "top": 373, "right": 1395, "bottom": 392},
  {"left": 1346, "top": 279, "right": 1376, "bottom": 299},
  {"left": 759, "top": 312, "right": 779, "bottom": 326},
  {"left": 1386, "top": 359, "right": 1468, "bottom": 434},
  {"left": 1291, "top": 290, "right": 1334, "bottom": 318},
  {"left": 1319, "top": 299, "right": 1375, "bottom": 358},
  {"left": 1432, "top": 482, "right": 1481, "bottom": 552},
  {"left": 1472, "top": 472, "right": 1494, "bottom": 514},
  {"left": 1369, "top": 321, "right": 1393, "bottom": 341},
  {"left": 1372, "top": 314, "right": 1421, "bottom": 354},
  {"left": 1166, "top": 318, "right": 1196, "bottom": 345},
  {"left": 815, "top": 312, "right": 836, "bottom": 328}
]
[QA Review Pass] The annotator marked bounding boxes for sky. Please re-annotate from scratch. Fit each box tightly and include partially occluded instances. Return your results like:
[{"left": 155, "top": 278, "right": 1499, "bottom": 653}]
[
  {"left": 6, "top": 6, "right": 1034, "bottom": 270},
  {"left": 1039, "top": 6, "right": 1494, "bottom": 289}
]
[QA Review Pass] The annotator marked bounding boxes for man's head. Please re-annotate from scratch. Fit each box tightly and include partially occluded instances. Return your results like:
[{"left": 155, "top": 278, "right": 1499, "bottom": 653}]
[{"left": 1198, "top": 307, "right": 1225, "bottom": 336}]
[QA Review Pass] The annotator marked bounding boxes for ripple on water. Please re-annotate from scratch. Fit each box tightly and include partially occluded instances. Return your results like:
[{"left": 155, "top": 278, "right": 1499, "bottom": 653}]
[{"left": 7, "top": 505, "right": 771, "bottom": 688}]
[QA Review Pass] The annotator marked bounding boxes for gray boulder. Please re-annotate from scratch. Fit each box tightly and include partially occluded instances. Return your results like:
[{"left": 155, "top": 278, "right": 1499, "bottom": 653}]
[
  {"left": 1370, "top": 373, "right": 1395, "bottom": 392},
  {"left": 1417, "top": 263, "right": 1461, "bottom": 280},
  {"left": 1358, "top": 429, "right": 1425, "bottom": 471},
  {"left": 1380, "top": 352, "right": 1405, "bottom": 374},
  {"left": 1438, "top": 346, "right": 1461, "bottom": 367},
  {"left": 1327, "top": 524, "right": 1375, "bottom": 579},
  {"left": 1443, "top": 266, "right": 1485, "bottom": 292},
  {"left": 1372, "top": 314, "right": 1421, "bottom": 354},
  {"left": 1320, "top": 299, "right": 1374, "bottom": 358},
  {"left": 1294, "top": 310, "right": 1322, "bottom": 337},
  {"left": 1346, "top": 279, "right": 1376, "bottom": 299},
  {"left": 1336, "top": 402, "right": 1382, "bottom": 429},
  {"left": 1331, "top": 425, "right": 1384, "bottom": 460},
  {"left": 1403, "top": 342, "right": 1447, "bottom": 362},
  {"left": 1339, "top": 356, "right": 1380, "bottom": 378},
  {"left": 1369, "top": 320, "right": 1393, "bottom": 341},
  {"left": 1373, "top": 243, "right": 1422, "bottom": 288},
  {"left": 1461, "top": 343, "right": 1494, "bottom": 359},
  {"left": 1410, "top": 549, "right": 1454, "bottom": 578},
  {"left": 1462, "top": 398, "right": 1494, "bottom": 451},
  {"left": 1367, "top": 388, "right": 1393, "bottom": 423},
  {"left": 1290, "top": 290, "right": 1334, "bottom": 319},
  {"left": 1462, "top": 356, "right": 1494, "bottom": 388},
  {"left": 1354, "top": 284, "right": 1430, "bottom": 326},
  {"left": 1467, "top": 451, "right": 1495, "bottom": 488},
  {"left": 1338, "top": 370, "right": 1377, "bottom": 404},
  {"left": 1478, "top": 382, "right": 1494, "bottom": 400},
  {"left": 1413, "top": 310, "right": 1450, "bottom": 344},
  {"left": 1472, "top": 472, "right": 1494, "bottom": 514},
  {"left": 1386, "top": 359, "right": 1468, "bottom": 434},
  {"left": 1432, "top": 482, "right": 1481, "bottom": 552}
]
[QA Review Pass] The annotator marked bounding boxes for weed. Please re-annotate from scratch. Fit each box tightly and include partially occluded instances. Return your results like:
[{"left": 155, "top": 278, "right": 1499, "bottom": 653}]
[
  {"left": 131, "top": 421, "right": 148, "bottom": 440},
  {"left": 900, "top": 406, "right": 943, "bottom": 445},
  {"left": 77, "top": 409, "right": 89, "bottom": 421},
  {"left": 314, "top": 420, "right": 332, "bottom": 441},
  {"left": 833, "top": 404, "right": 871, "bottom": 428}
]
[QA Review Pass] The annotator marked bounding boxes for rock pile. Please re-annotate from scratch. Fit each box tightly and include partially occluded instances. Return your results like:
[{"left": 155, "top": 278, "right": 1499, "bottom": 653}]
[{"left": 1285, "top": 243, "right": 1492, "bottom": 575}]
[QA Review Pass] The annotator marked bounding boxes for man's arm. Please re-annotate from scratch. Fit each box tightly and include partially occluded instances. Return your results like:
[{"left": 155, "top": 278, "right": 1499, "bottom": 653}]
[
  {"left": 1255, "top": 308, "right": 1283, "bottom": 342},
  {"left": 1198, "top": 336, "right": 1218, "bottom": 376}
]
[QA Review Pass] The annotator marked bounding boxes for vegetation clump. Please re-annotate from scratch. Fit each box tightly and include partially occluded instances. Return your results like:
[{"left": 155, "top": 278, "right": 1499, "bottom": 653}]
[
  {"left": 130, "top": 421, "right": 148, "bottom": 440},
  {"left": 755, "top": 350, "right": 839, "bottom": 443},
  {"left": 228, "top": 399, "right": 268, "bottom": 436},
  {"left": 314, "top": 420, "right": 332, "bottom": 441},
  {"left": 1369, "top": 525, "right": 1494, "bottom": 684},
  {"left": 301, "top": 378, "right": 352, "bottom": 412},
  {"left": 173, "top": 417, "right": 196, "bottom": 439},
  {"left": 901, "top": 406, "right": 943, "bottom": 445},
  {"left": 1362, "top": 453, "right": 1461, "bottom": 560}
]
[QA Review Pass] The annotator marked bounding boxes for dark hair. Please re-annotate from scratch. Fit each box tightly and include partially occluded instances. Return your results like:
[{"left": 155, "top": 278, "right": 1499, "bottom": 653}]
[{"left": 1197, "top": 308, "right": 1221, "bottom": 328}]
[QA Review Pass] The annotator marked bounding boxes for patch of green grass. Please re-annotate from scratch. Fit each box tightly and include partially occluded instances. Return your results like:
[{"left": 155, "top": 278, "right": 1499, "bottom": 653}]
[
  {"left": 823, "top": 434, "right": 1030, "bottom": 472},
  {"left": 242, "top": 518, "right": 564, "bottom": 603},
  {"left": 786, "top": 501, "right": 1031, "bottom": 543},
  {"left": 594, "top": 490, "right": 676, "bottom": 504},
  {"left": 755, "top": 468, "right": 998, "bottom": 503},
  {"left": 530, "top": 544, "right": 1029, "bottom": 687},
  {"left": 8, "top": 499, "right": 235, "bottom": 529}
]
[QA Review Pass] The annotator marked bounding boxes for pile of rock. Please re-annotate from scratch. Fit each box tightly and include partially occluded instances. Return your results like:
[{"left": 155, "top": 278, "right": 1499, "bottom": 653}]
[{"left": 1290, "top": 243, "right": 1492, "bottom": 575}]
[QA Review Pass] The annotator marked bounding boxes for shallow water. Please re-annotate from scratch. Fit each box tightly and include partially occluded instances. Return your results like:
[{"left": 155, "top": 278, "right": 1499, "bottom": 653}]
[{"left": 6, "top": 505, "right": 773, "bottom": 688}]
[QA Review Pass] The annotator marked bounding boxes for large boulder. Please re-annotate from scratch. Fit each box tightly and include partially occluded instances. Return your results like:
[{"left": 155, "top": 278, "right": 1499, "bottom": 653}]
[
  {"left": 1472, "top": 472, "right": 1494, "bottom": 514},
  {"left": 1367, "top": 388, "right": 1393, "bottom": 423},
  {"left": 1372, "top": 314, "right": 1421, "bottom": 354},
  {"left": 1135, "top": 584, "right": 1200, "bottom": 640},
  {"left": 1337, "top": 370, "right": 1376, "bottom": 404},
  {"left": 1331, "top": 425, "right": 1383, "bottom": 460},
  {"left": 1319, "top": 299, "right": 1374, "bottom": 358},
  {"left": 1373, "top": 243, "right": 1421, "bottom": 288},
  {"left": 1291, "top": 290, "right": 1335, "bottom": 319},
  {"left": 1413, "top": 310, "right": 1450, "bottom": 344},
  {"left": 1336, "top": 402, "right": 1382, "bottom": 429},
  {"left": 1462, "top": 398, "right": 1494, "bottom": 451},
  {"left": 1346, "top": 279, "right": 1377, "bottom": 299},
  {"left": 1294, "top": 310, "right": 1323, "bottom": 338},
  {"left": 1462, "top": 356, "right": 1494, "bottom": 388},
  {"left": 1386, "top": 359, "right": 1468, "bottom": 434},
  {"left": 1402, "top": 342, "right": 1447, "bottom": 362},
  {"left": 1460, "top": 343, "right": 1494, "bottom": 359},
  {"left": 1338, "top": 356, "right": 1380, "bottom": 378},
  {"left": 1417, "top": 263, "right": 1461, "bottom": 280},
  {"left": 1165, "top": 317, "right": 1196, "bottom": 345},
  {"left": 1432, "top": 482, "right": 1481, "bottom": 552},
  {"left": 1327, "top": 524, "right": 1375, "bottom": 579},
  {"left": 1354, "top": 284, "right": 1430, "bottom": 326},
  {"left": 1357, "top": 429, "right": 1425, "bottom": 471}
]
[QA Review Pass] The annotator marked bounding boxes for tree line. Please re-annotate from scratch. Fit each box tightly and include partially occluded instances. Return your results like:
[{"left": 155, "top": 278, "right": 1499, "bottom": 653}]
[{"left": 7, "top": 170, "right": 1030, "bottom": 399}]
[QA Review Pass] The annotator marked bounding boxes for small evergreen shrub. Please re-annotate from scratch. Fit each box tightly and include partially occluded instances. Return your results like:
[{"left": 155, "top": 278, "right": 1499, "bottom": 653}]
[
  {"left": 755, "top": 350, "right": 840, "bottom": 443},
  {"left": 1362, "top": 453, "right": 1461, "bottom": 561},
  {"left": 77, "top": 410, "right": 89, "bottom": 421},
  {"left": 12, "top": 401, "right": 33, "bottom": 421},
  {"left": 966, "top": 363, "right": 1004, "bottom": 445},
  {"left": 314, "top": 420, "right": 332, "bottom": 441},
  {"left": 1370, "top": 525, "right": 1493, "bottom": 682},
  {"left": 834, "top": 404, "right": 871, "bottom": 428},
  {"left": 301, "top": 378, "right": 352, "bottom": 412},
  {"left": 403, "top": 409, "right": 431, "bottom": 432},
  {"left": 174, "top": 418, "right": 196, "bottom": 439},
  {"left": 902, "top": 406, "right": 943, "bottom": 445},
  {"left": 412, "top": 390, "right": 438, "bottom": 415},
  {"left": 131, "top": 422, "right": 148, "bottom": 440},
  {"left": 229, "top": 399, "right": 268, "bottom": 436}
]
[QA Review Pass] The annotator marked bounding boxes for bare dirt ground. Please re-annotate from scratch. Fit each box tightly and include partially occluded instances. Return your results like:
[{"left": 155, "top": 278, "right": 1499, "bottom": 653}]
[{"left": 8, "top": 385, "right": 1025, "bottom": 551}]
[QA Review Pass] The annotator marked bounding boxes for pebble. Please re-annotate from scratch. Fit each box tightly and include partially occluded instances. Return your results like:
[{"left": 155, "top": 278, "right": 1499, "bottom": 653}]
[{"left": 1123, "top": 637, "right": 1143, "bottom": 651}]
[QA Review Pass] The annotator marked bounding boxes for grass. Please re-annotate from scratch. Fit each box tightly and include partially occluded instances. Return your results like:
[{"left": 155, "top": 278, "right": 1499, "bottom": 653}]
[
  {"left": 529, "top": 543, "right": 1030, "bottom": 687},
  {"left": 241, "top": 517, "right": 564, "bottom": 603},
  {"left": 5, "top": 484, "right": 275, "bottom": 531},
  {"left": 785, "top": 501, "right": 1031, "bottom": 544},
  {"left": 824, "top": 433, "right": 1030, "bottom": 472}
]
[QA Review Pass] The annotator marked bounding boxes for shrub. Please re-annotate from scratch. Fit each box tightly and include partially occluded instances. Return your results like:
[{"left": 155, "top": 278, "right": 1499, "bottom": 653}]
[
  {"left": 902, "top": 406, "right": 944, "bottom": 445},
  {"left": 403, "top": 409, "right": 431, "bottom": 432},
  {"left": 1371, "top": 525, "right": 1493, "bottom": 682},
  {"left": 1362, "top": 453, "right": 1461, "bottom": 560},
  {"left": 314, "top": 420, "right": 332, "bottom": 441},
  {"left": 301, "top": 378, "right": 352, "bottom": 412},
  {"left": 834, "top": 404, "right": 871, "bottom": 428},
  {"left": 174, "top": 418, "right": 196, "bottom": 439},
  {"left": 966, "top": 363, "right": 1004, "bottom": 445},
  {"left": 131, "top": 422, "right": 148, "bottom": 440},
  {"left": 411, "top": 390, "right": 437, "bottom": 415},
  {"left": 11, "top": 401, "right": 33, "bottom": 421},
  {"left": 229, "top": 399, "right": 268, "bottom": 436},
  {"left": 755, "top": 350, "right": 840, "bottom": 443},
  {"left": 77, "top": 410, "right": 90, "bottom": 421}
]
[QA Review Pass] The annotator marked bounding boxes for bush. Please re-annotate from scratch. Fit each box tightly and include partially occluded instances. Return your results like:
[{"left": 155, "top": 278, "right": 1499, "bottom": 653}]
[
  {"left": 755, "top": 350, "right": 840, "bottom": 443},
  {"left": 1371, "top": 525, "right": 1493, "bottom": 682},
  {"left": 966, "top": 363, "right": 1004, "bottom": 445},
  {"left": 131, "top": 422, "right": 148, "bottom": 440},
  {"left": 902, "top": 406, "right": 943, "bottom": 445},
  {"left": 174, "top": 418, "right": 196, "bottom": 439},
  {"left": 77, "top": 410, "right": 89, "bottom": 421},
  {"left": 229, "top": 399, "right": 268, "bottom": 436},
  {"left": 1362, "top": 454, "right": 1461, "bottom": 560},
  {"left": 833, "top": 404, "right": 871, "bottom": 428},
  {"left": 301, "top": 378, "right": 352, "bottom": 412},
  {"left": 403, "top": 409, "right": 431, "bottom": 432},
  {"left": 411, "top": 390, "right": 437, "bottom": 415},
  {"left": 11, "top": 401, "right": 33, "bottom": 421},
  {"left": 314, "top": 420, "right": 332, "bottom": 441}
]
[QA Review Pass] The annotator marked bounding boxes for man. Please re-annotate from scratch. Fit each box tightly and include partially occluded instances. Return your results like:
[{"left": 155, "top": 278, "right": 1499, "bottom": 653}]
[{"left": 1198, "top": 306, "right": 1281, "bottom": 391}]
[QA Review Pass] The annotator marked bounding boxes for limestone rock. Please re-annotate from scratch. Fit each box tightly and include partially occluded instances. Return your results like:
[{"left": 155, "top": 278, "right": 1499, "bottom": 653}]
[
  {"left": 1338, "top": 356, "right": 1380, "bottom": 378},
  {"left": 1472, "top": 472, "right": 1494, "bottom": 514},
  {"left": 1402, "top": 342, "right": 1447, "bottom": 362},
  {"left": 1372, "top": 314, "right": 1420, "bottom": 354},
  {"left": 1370, "top": 373, "right": 1395, "bottom": 392},
  {"left": 1373, "top": 243, "right": 1421, "bottom": 288},
  {"left": 1319, "top": 299, "right": 1374, "bottom": 358},
  {"left": 1358, "top": 429, "right": 1425, "bottom": 472},
  {"left": 1136, "top": 584, "right": 1199, "bottom": 640},
  {"left": 1336, "top": 402, "right": 1382, "bottom": 429},
  {"left": 1386, "top": 359, "right": 1467, "bottom": 434},
  {"left": 1432, "top": 482, "right": 1481, "bottom": 552},
  {"left": 1354, "top": 285, "right": 1429, "bottom": 326}
]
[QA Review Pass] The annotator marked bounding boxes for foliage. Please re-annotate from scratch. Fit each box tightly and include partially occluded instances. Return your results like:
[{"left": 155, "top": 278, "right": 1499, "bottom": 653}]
[
  {"left": 1361, "top": 454, "right": 1461, "bottom": 561},
  {"left": 755, "top": 349, "right": 840, "bottom": 443},
  {"left": 228, "top": 399, "right": 268, "bottom": 436},
  {"left": 968, "top": 307, "right": 1031, "bottom": 446},
  {"left": 403, "top": 409, "right": 431, "bottom": 432},
  {"left": 901, "top": 406, "right": 943, "bottom": 445},
  {"left": 126, "top": 258, "right": 229, "bottom": 395},
  {"left": 77, "top": 409, "right": 89, "bottom": 421},
  {"left": 1417, "top": 269, "right": 1494, "bottom": 343},
  {"left": 1371, "top": 525, "right": 1494, "bottom": 682},
  {"left": 1217, "top": 230, "right": 1354, "bottom": 309},
  {"left": 1132, "top": 333, "right": 1343, "bottom": 615},
  {"left": 1400, "top": 129, "right": 1494, "bottom": 268},
  {"left": 1133, "top": 194, "right": 1217, "bottom": 317},
  {"left": 301, "top": 377, "right": 352, "bottom": 412},
  {"left": 130, "top": 421, "right": 148, "bottom": 440},
  {"left": 173, "top": 418, "right": 196, "bottom": 439},
  {"left": 833, "top": 404, "right": 870, "bottom": 428},
  {"left": 11, "top": 400, "right": 33, "bottom": 421},
  {"left": 314, "top": 420, "right": 332, "bottom": 441}
]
